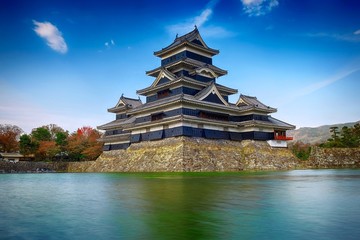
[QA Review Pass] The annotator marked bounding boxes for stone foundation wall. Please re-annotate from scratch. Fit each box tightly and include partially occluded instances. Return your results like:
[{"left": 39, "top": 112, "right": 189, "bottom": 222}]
[
  {"left": 305, "top": 146, "right": 360, "bottom": 168},
  {"left": 3, "top": 139, "right": 359, "bottom": 173},
  {"left": 68, "top": 137, "right": 300, "bottom": 172},
  {"left": 0, "top": 161, "right": 69, "bottom": 173}
]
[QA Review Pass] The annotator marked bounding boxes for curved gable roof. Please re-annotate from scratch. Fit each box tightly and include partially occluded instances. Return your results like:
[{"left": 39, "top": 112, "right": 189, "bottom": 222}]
[
  {"left": 195, "top": 82, "right": 229, "bottom": 106},
  {"left": 150, "top": 68, "right": 177, "bottom": 87},
  {"left": 236, "top": 94, "right": 276, "bottom": 113},
  {"left": 154, "top": 27, "right": 219, "bottom": 57},
  {"left": 190, "top": 66, "right": 219, "bottom": 78},
  {"left": 108, "top": 95, "right": 142, "bottom": 113}
]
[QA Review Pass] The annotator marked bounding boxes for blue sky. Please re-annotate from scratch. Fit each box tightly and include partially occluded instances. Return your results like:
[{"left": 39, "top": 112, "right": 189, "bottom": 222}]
[{"left": 1, "top": 0, "right": 359, "bottom": 133}]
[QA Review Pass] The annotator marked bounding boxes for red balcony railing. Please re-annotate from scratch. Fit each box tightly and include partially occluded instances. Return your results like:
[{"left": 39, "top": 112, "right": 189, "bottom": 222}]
[{"left": 274, "top": 135, "right": 293, "bottom": 141}]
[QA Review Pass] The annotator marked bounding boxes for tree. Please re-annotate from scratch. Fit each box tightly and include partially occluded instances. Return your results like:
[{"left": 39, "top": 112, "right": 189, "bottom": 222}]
[
  {"left": 0, "top": 124, "right": 23, "bottom": 152},
  {"left": 67, "top": 126, "right": 103, "bottom": 161},
  {"left": 19, "top": 134, "right": 38, "bottom": 156},
  {"left": 43, "top": 124, "right": 66, "bottom": 140},
  {"left": 352, "top": 123, "right": 360, "bottom": 146},
  {"left": 340, "top": 126, "right": 356, "bottom": 148},
  {"left": 290, "top": 141, "right": 312, "bottom": 160},
  {"left": 55, "top": 131, "right": 68, "bottom": 149},
  {"left": 322, "top": 124, "right": 360, "bottom": 148},
  {"left": 31, "top": 127, "right": 51, "bottom": 142},
  {"left": 53, "top": 131, "right": 69, "bottom": 161},
  {"left": 36, "top": 141, "right": 59, "bottom": 160}
]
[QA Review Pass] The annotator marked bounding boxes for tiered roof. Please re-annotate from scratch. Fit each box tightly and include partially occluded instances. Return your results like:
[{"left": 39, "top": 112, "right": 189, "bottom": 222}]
[
  {"left": 98, "top": 27, "right": 295, "bottom": 150},
  {"left": 107, "top": 95, "right": 142, "bottom": 113},
  {"left": 146, "top": 57, "right": 227, "bottom": 77},
  {"left": 154, "top": 27, "right": 219, "bottom": 58},
  {"left": 137, "top": 75, "right": 237, "bottom": 96}
]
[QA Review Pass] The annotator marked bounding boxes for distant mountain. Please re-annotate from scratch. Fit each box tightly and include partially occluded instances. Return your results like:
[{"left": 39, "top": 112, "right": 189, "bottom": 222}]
[{"left": 288, "top": 121, "right": 360, "bottom": 144}]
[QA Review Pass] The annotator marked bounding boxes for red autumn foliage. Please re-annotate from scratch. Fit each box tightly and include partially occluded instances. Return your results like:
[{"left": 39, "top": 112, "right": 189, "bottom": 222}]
[
  {"left": 36, "top": 141, "right": 59, "bottom": 160},
  {"left": 0, "top": 124, "right": 23, "bottom": 152},
  {"left": 68, "top": 126, "right": 103, "bottom": 161}
]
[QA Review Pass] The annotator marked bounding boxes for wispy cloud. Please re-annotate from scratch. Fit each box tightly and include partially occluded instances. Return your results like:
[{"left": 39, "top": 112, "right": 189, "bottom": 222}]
[
  {"left": 294, "top": 67, "right": 360, "bottom": 98},
  {"left": 167, "top": 8, "right": 213, "bottom": 36},
  {"left": 241, "top": 0, "right": 279, "bottom": 17},
  {"left": 302, "top": 31, "right": 360, "bottom": 43},
  {"left": 33, "top": 20, "right": 68, "bottom": 54},
  {"left": 166, "top": 0, "right": 233, "bottom": 38}
]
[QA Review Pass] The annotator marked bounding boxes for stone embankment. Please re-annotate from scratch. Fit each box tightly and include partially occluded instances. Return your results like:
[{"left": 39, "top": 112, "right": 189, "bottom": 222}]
[
  {"left": 304, "top": 146, "right": 360, "bottom": 168},
  {"left": 0, "top": 161, "right": 68, "bottom": 173},
  {"left": 2, "top": 137, "right": 359, "bottom": 173},
  {"left": 68, "top": 137, "right": 299, "bottom": 172}
]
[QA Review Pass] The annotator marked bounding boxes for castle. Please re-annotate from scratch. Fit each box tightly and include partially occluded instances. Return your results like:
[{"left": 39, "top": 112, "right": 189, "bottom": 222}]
[{"left": 98, "top": 27, "right": 295, "bottom": 150}]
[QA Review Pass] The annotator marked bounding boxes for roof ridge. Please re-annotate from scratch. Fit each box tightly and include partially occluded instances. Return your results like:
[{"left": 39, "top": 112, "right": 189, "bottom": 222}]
[
  {"left": 240, "top": 94, "right": 257, "bottom": 99},
  {"left": 121, "top": 95, "right": 141, "bottom": 101},
  {"left": 174, "top": 27, "right": 198, "bottom": 41}
]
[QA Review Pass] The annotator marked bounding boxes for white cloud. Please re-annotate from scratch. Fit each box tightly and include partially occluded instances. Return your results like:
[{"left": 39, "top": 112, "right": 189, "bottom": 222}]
[
  {"left": 274, "top": 65, "right": 360, "bottom": 107},
  {"left": 241, "top": 0, "right": 279, "bottom": 16},
  {"left": 167, "top": 8, "right": 213, "bottom": 36},
  {"left": 302, "top": 32, "right": 360, "bottom": 42},
  {"left": 354, "top": 29, "right": 360, "bottom": 35},
  {"left": 33, "top": 20, "right": 68, "bottom": 54},
  {"left": 104, "top": 39, "right": 116, "bottom": 49},
  {"left": 194, "top": 9, "right": 212, "bottom": 27},
  {"left": 293, "top": 67, "right": 360, "bottom": 98},
  {"left": 167, "top": 0, "right": 233, "bottom": 38}
]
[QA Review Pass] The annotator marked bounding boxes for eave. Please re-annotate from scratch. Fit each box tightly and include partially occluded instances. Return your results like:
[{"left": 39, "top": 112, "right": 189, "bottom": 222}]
[
  {"left": 97, "top": 116, "right": 136, "bottom": 130},
  {"left": 127, "top": 94, "right": 275, "bottom": 117},
  {"left": 237, "top": 119, "right": 295, "bottom": 131},
  {"left": 136, "top": 76, "right": 237, "bottom": 96},
  {"left": 98, "top": 133, "right": 131, "bottom": 143},
  {"left": 146, "top": 58, "right": 227, "bottom": 77},
  {"left": 107, "top": 105, "right": 127, "bottom": 113},
  {"left": 154, "top": 41, "right": 219, "bottom": 58}
]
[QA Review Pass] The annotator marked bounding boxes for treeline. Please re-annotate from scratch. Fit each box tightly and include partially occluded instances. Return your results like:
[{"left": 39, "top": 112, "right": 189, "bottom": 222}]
[
  {"left": 320, "top": 123, "right": 360, "bottom": 148},
  {"left": 0, "top": 124, "right": 103, "bottom": 161},
  {"left": 290, "top": 123, "right": 360, "bottom": 160}
]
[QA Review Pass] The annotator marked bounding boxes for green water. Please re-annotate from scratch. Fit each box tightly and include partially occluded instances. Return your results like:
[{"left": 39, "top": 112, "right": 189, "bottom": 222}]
[{"left": 1, "top": 170, "right": 360, "bottom": 239}]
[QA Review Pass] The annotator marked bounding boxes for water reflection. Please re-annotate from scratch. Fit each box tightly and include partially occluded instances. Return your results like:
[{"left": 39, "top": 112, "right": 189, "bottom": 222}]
[
  {"left": 105, "top": 175, "right": 224, "bottom": 239},
  {"left": 1, "top": 170, "right": 360, "bottom": 239}
]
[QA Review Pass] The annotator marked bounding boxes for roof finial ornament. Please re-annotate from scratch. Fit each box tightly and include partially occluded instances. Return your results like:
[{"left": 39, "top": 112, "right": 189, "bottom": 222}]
[
  {"left": 175, "top": 33, "right": 178, "bottom": 39},
  {"left": 121, "top": 93, "right": 124, "bottom": 98},
  {"left": 194, "top": 25, "right": 197, "bottom": 29}
]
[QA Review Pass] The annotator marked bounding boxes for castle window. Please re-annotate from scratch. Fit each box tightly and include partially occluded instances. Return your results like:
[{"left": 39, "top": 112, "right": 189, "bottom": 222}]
[
  {"left": 151, "top": 112, "right": 164, "bottom": 121},
  {"left": 157, "top": 89, "right": 171, "bottom": 99},
  {"left": 199, "top": 111, "right": 229, "bottom": 121}
]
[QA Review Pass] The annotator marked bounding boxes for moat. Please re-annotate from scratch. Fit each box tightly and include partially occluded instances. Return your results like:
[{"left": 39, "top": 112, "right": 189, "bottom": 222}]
[{"left": 1, "top": 169, "right": 360, "bottom": 239}]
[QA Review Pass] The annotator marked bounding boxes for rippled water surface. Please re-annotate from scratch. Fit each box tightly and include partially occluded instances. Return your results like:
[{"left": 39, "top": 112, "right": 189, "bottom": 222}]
[{"left": 1, "top": 169, "right": 360, "bottom": 239}]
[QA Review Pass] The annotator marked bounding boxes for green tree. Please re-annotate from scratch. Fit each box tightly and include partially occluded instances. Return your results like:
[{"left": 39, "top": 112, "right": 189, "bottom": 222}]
[
  {"left": 43, "top": 124, "right": 66, "bottom": 140},
  {"left": 290, "top": 141, "right": 312, "bottom": 160},
  {"left": 340, "top": 126, "right": 356, "bottom": 147},
  {"left": 55, "top": 131, "right": 68, "bottom": 148},
  {"left": 322, "top": 123, "right": 360, "bottom": 148},
  {"left": 31, "top": 127, "right": 51, "bottom": 142},
  {"left": 19, "top": 134, "right": 38, "bottom": 156},
  {"left": 55, "top": 131, "right": 69, "bottom": 160},
  {"left": 352, "top": 123, "right": 360, "bottom": 146}
]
